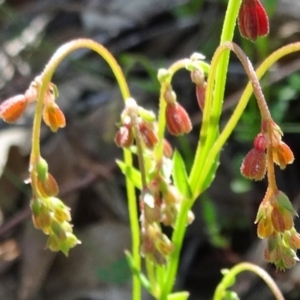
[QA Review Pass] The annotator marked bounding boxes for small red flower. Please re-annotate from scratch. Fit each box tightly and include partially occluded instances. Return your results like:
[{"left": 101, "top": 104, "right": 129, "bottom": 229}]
[
  {"left": 165, "top": 103, "right": 192, "bottom": 136},
  {"left": 0, "top": 94, "right": 29, "bottom": 123},
  {"left": 240, "top": 148, "right": 266, "bottom": 180},
  {"left": 114, "top": 125, "right": 133, "bottom": 148},
  {"left": 139, "top": 121, "right": 158, "bottom": 149},
  {"left": 238, "top": 0, "right": 269, "bottom": 41}
]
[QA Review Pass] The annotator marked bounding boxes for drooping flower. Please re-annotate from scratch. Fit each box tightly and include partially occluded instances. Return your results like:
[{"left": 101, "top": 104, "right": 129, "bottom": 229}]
[
  {"left": 165, "top": 102, "right": 192, "bottom": 136},
  {"left": 43, "top": 102, "right": 66, "bottom": 132},
  {"left": 238, "top": 0, "right": 269, "bottom": 41},
  {"left": 240, "top": 148, "right": 267, "bottom": 180},
  {"left": 0, "top": 94, "right": 29, "bottom": 123}
]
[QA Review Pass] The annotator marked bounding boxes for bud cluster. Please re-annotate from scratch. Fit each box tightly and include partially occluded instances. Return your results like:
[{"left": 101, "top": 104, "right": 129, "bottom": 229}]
[
  {"left": 0, "top": 77, "right": 65, "bottom": 132},
  {"left": 30, "top": 156, "right": 80, "bottom": 255},
  {"left": 256, "top": 190, "right": 300, "bottom": 270},
  {"left": 241, "top": 121, "right": 294, "bottom": 181},
  {"left": 140, "top": 177, "right": 194, "bottom": 264},
  {"left": 114, "top": 97, "right": 195, "bottom": 264},
  {"left": 241, "top": 119, "right": 298, "bottom": 269}
]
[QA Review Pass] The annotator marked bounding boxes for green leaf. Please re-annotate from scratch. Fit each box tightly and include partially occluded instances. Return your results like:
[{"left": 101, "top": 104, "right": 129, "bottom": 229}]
[
  {"left": 116, "top": 160, "right": 142, "bottom": 190},
  {"left": 167, "top": 291, "right": 190, "bottom": 300},
  {"left": 125, "top": 251, "right": 153, "bottom": 294},
  {"left": 276, "top": 191, "right": 297, "bottom": 215},
  {"left": 223, "top": 290, "right": 240, "bottom": 300},
  {"left": 172, "top": 150, "right": 192, "bottom": 198}
]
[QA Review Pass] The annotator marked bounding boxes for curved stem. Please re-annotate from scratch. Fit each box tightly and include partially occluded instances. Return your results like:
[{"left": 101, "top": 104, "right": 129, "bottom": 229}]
[
  {"left": 213, "top": 262, "right": 285, "bottom": 300},
  {"left": 29, "top": 38, "right": 140, "bottom": 300},
  {"left": 155, "top": 59, "right": 189, "bottom": 161},
  {"left": 196, "top": 42, "right": 300, "bottom": 194}
]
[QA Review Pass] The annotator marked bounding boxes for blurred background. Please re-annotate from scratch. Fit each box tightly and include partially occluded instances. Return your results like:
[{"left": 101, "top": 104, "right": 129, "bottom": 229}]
[{"left": 0, "top": 0, "right": 300, "bottom": 299}]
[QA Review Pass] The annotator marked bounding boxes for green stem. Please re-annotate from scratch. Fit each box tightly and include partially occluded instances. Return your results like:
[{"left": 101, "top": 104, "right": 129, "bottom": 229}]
[
  {"left": 155, "top": 59, "right": 189, "bottom": 161},
  {"left": 30, "top": 38, "right": 141, "bottom": 300},
  {"left": 213, "top": 262, "right": 284, "bottom": 300},
  {"left": 189, "top": 0, "right": 241, "bottom": 197},
  {"left": 159, "top": 200, "right": 192, "bottom": 300},
  {"left": 196, "top": 42, "right": 300, "bottom": 192}
]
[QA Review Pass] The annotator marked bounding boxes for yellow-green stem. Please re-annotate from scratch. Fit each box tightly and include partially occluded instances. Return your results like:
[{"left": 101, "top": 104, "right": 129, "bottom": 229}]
[
  {"left": 213, "top": 262, "right": 284, "bottom": 300},
  {"left": 197, "top": 42, "right": 300, "bottom": 192},
  {"left": 29, "top": 38, "right": 140, "bottom": 300}
]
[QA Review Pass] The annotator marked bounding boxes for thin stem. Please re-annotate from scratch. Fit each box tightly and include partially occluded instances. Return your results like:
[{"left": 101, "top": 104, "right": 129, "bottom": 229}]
[
  {"left": 228, "top": 42, "right": 271, "bottom": 120},
  {"left": 189, "top": 0, "right": 241, "bottom": 197},
  {"left": 195, "top": 42, "right": 300, "bottom": 196},
  {"left": 29, "top": 39, "right": 140, "bottom": 300},
  {"left": 155, "top": 59, "right": 189, "bottom": 161},
  {"left": 266, "top": 123, "right": 278, "bottom": 192},
  {"left": 159, "top": 200, "right": 192, "bottom": 300},
  {"left": 213, "top": 262, "right": 285, "bottom": 300}
]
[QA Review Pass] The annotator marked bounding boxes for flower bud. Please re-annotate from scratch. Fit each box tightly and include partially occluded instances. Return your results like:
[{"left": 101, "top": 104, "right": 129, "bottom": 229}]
[
  {"left": 195, "top": 83, "right": 207, "bottom": 111},
  {"left": 36, "top": 157, "right": 49, "bottom": 182},
  {"left": 165, "top": 103, "right": 192, "bottom": 136},
  {"left": 163, "top": 139, "right": 173, "bottom": 158},
  {"left": 36, "top": 173, "right": 59, "bottom": 197},
  {"left": 253, "top": 133, "right": 267, "bottom": 152},
  {"left": 238, "top": 0, "right": 269, "bottom": 41},
  {"left": 271, "top": 206, "right": 293, "bottom": 233},
  {"left": 272, "top": 141, "right": 294, "bottom": 169},
  {"left": 240, "top": 148, "right": 266, "bottom": 180},
  {"left": 43, "top": 103, "right": 66, "bottom": 132},
  {"left": 49, "top": 197, "right": 71, "bottom": 222},
  {"left": 51, "top": 221, "right": 67, "bottom": 241},
  {"left": 0, "top": 94, "right": 28, "bottom": 123},
  {"left": 114, "top": 125, "right": 133, "bottom": 148},
  {"left": 257, "top": 216, "right": 274, "bottom": 238},
  {"left": 283, "top": 230, "right": 300, "bottom": 250},
  {"left": 190, "top": 70, "right": 205, "bottom": 86},
  {"left": 139, "top": 121, "right": 158, "bottom": 149}
]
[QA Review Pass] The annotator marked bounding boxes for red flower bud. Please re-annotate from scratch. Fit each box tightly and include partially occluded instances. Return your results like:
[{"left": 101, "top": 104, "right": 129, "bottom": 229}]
[
  {"left": 114, "top": 125, "right": 133, "bottom": 148},
  {"left": 195, "top": 83, "right": 207, "bottom": 112},
  {"left": 165, "top": 103, "right": 192, "bottom": 136},
  {"left": 139, "top": 121, "right": 158, "bottom": 149},
  {"left": 254, "top": 133, "right": 267, "bottom": 152},
  {"left": 0, "top": 94, "right": 28, "bottom": 123},
  {"left": 240, "top": 148, "right": 266, "bottom": 180},
  {"left": 163, "top": 139, "right": 173, "bottom": 158},
  {"left": 238, "top": 0, "right": 269, "bottom": 41}
]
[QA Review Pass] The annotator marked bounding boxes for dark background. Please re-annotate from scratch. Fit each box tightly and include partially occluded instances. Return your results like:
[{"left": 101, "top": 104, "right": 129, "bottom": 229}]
[{"left": 0, "top": 0, "right": 300, "bottom": 299}]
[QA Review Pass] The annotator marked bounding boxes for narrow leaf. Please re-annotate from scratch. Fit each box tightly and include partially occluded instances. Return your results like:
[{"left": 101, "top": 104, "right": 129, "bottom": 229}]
[
  {"left": 116, "top": 160, "right": 142, "bottom": 190},
  {"left": 167, "top": 291, "right": 190, "bottom": 300},
  {"left": 124, "top": 251, "right": 153, "bottom": 294},
  {"left": 172, "top": 150, "right": 192, "bottom": 198}
]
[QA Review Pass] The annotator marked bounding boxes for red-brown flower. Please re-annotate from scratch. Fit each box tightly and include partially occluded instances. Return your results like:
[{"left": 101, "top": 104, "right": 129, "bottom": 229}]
[
  {"left": 114, "top": 125, "right": 134, "bottom": 148},
  {"left": 0, "top": 95, "right": 29, "bottom": 123},
  {"left": 240, "top": 148, "right": 266, "bottom": 180},
  {"left": 238, "top": 0, "right": 269, "bottom": 41},
  {"left": 165, "top": 103, "right": 192, "bottom": 136}
]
